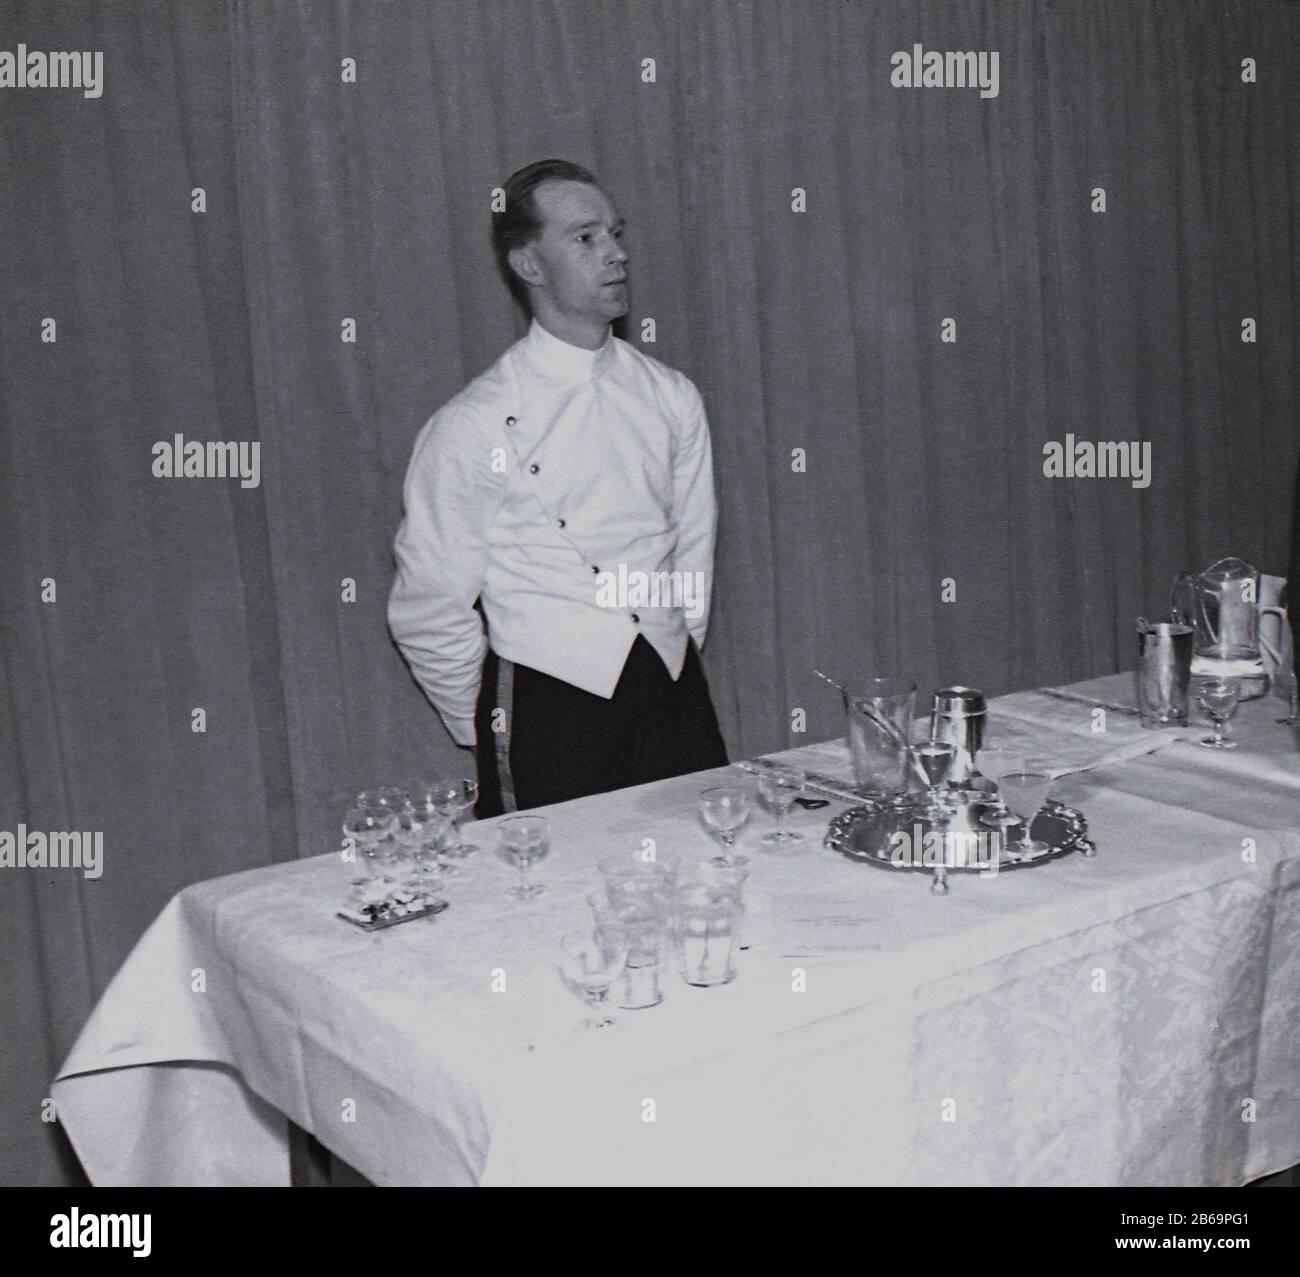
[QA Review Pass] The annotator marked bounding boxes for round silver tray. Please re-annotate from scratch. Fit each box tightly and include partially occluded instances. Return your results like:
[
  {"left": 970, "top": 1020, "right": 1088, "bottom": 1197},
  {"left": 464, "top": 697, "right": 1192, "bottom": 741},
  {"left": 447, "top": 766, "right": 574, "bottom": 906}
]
[{"left": 824, "top": 786, "right": 1095, "bottom": 875}]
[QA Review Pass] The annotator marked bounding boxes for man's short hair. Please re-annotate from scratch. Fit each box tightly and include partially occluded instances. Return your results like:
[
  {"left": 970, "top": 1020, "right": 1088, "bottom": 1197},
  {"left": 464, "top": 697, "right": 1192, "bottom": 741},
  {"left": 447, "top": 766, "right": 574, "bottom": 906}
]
[{"left": 492, "top": 158, "right": 599, "bottom": 308}]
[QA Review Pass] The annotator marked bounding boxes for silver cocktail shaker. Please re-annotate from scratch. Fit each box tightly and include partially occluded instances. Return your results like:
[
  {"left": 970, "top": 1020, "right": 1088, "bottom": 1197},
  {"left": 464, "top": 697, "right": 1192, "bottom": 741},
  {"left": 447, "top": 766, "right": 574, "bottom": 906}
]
[
  {"left": 1136, "top": 621, "right": 1193, "bottom": 727},
  {"left": 929, "top": 686, "right": 986, "bottom": 785}
]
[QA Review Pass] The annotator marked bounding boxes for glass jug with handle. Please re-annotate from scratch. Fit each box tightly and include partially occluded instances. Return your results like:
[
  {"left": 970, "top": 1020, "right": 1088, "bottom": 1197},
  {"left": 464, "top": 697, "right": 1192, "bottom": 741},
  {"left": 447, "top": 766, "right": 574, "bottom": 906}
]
[{"left": 1170, "top": 556, "right": 1268, "bottom": 699}]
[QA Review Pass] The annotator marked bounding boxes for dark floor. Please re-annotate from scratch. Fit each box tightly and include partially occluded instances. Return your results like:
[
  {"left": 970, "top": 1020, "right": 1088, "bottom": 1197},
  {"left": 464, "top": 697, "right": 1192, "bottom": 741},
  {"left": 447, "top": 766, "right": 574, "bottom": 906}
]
[{"left": 1249, "top": 1165, "right": 1299, "bottom": 1187}]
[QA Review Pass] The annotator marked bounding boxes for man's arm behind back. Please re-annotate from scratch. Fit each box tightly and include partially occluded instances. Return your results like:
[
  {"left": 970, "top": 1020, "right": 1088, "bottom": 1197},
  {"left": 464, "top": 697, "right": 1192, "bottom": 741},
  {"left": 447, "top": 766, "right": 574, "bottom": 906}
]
[{"left": 388, "top": 405, "right": 500, "bottom": 748}]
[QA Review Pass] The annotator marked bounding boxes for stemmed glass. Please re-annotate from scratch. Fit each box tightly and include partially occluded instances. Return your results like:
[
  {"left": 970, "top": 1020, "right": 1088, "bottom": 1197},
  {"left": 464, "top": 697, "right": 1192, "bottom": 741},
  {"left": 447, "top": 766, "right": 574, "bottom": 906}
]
[
  {"left": 699, "top": 784, "right": 751, "bottom": 863},
  {"left": 398, "top": 793, "right": 450, "bottom": 902},
  {"left": 558, "top": 928, "right": 629, "bottom": 1030},
  {"left": 1197, "top": 677, "right": 1241, "bottom": 749},
  {"left": 976, "top": 747, "right": 1024, "bottom": 836},
  {"left": 498, "top": 814, "right": 549, "bottom": 901},
  {"left": 997, "top": 759, "right": 1053, "bottom": 859},
  {"left": 342, "top": 806, "right": 399, "bottom": 900},
  {"left": 406, "top": 780, "right": 459, "bottom": 877},
  {"left": 911, "top": 739, "right": 955, "bottom": 823},
  {"left": 357, "top": 786, "right": 407, "bottom": 814},
  {"left": 431, "top": 778, "right": 479, "bottom": 858},
  {"left": 758, "top": 767, "right": 805, "bottom": 847}
]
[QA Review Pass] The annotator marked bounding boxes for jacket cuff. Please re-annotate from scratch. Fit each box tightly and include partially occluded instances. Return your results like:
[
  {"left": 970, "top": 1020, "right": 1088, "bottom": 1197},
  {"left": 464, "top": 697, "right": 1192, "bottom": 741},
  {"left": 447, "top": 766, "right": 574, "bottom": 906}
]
[{"left": 443, "top": 715, "right": 477, "bottom": 749}]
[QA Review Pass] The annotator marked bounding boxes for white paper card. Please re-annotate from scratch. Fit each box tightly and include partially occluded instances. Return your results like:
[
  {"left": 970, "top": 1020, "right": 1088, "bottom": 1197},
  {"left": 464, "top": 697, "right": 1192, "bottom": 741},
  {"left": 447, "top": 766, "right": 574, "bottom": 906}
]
[{"left": 768, "top": 893, "right": 904, "bottom": 958}]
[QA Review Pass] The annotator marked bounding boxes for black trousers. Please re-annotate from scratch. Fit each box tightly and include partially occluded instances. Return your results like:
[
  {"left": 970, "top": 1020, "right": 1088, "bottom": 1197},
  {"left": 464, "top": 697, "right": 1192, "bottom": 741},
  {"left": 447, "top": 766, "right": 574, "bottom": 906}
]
[{"left": 474, "top": 634, "right": 729, "bottom": 818}]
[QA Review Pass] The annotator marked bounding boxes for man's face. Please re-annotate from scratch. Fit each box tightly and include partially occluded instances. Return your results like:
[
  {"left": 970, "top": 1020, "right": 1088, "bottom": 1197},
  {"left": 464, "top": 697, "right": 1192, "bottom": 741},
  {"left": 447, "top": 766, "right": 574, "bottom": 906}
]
[{"left": 516, "top": 180, "right": 629, "bottom": 324}]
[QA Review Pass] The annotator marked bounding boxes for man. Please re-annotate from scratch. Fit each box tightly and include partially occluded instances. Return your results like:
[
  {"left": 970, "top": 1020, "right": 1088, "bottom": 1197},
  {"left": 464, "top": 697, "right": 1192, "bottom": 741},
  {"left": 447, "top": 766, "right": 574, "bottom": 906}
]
[{"left": 389, "top": 159, "right": 728, "bottom": 817}]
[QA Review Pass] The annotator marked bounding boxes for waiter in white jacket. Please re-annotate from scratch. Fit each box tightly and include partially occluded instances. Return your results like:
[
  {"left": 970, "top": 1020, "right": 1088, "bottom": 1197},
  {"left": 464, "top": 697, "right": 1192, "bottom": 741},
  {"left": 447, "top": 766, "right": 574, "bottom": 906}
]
[{"left": 388, "top": 159, "right": 728, "bottom": 816}]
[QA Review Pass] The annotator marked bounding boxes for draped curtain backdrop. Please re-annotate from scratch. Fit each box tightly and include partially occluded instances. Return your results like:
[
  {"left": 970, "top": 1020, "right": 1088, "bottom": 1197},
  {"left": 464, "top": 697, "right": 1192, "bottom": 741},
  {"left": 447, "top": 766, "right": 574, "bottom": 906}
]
[{"left": 2, "top": 0, "right": 1297, "bottom": 1185}]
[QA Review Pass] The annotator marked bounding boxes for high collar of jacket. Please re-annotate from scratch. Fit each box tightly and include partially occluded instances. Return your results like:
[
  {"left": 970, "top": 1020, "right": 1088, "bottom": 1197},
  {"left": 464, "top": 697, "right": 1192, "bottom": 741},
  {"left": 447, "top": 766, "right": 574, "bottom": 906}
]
[{"left": 520, "top": 317, "right": 617, "bottom": 382}]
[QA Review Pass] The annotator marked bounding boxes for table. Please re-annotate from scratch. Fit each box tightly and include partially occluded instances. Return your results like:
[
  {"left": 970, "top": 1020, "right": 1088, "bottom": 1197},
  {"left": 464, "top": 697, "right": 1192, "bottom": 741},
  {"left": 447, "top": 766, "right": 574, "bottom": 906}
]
[{"left": 52, "top": 673, "right": 1300, "bottom": 1186}]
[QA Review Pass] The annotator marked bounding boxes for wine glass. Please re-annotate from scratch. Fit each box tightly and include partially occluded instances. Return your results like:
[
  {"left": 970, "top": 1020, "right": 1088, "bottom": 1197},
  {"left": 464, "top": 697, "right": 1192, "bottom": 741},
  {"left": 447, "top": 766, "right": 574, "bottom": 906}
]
[
  {"left": 431, "top": 777, "right": 479, "bottom": 857},
  {"left": 976, "top": 747, "right": 1024, "bottom": 834},
  {"left": 911, "top": 739, "right": 955, "bottom": 823},
  {"left": 699, "top": 784, "right": 751, "bottom": 863},
  {"left": 557, "top": 928, "right": 629, "bottom": 1030},
  {"left": 997, "top": 761, "right": 1053, "bottom": 858},
  {"left": 498, "top": 814, "right": 549, "bottom": 901},
  {"left": 757, "top": 767, "right": 805, "bottom": 847},
  {"left": 1197, "top": 677, "right": 1241, "bottom": 749}
]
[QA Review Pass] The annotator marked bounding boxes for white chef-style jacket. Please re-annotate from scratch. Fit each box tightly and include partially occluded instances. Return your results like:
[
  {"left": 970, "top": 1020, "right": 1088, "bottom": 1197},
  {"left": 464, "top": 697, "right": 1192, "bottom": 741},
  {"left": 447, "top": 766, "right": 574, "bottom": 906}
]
[{"left": 388, "top": 318, "right": 718, "bottom": 749}]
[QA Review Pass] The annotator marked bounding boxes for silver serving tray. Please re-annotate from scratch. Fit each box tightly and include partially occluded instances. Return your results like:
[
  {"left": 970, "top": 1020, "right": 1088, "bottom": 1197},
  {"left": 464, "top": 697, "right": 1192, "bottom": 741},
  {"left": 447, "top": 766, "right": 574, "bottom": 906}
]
[
  {"left": 824, "top": 788, "right": 1094, "bottom": 874},
  {"left": 337, "top": 896, "right": 449, "bottom": 930}
]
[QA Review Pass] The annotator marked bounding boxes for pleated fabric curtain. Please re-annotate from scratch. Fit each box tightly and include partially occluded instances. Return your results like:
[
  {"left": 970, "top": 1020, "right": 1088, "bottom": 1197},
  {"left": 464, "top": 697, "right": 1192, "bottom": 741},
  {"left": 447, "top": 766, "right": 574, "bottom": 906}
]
[{"left": 1, "top": 0, "right": 1297, "bottom": 1185}]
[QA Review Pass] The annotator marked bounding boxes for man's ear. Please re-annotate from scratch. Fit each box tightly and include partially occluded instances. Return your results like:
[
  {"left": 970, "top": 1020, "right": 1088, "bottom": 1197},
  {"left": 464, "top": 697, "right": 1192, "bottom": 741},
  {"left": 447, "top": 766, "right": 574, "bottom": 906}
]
[{"left": 507, "top": 244, "right": 543, "bottom": 290}]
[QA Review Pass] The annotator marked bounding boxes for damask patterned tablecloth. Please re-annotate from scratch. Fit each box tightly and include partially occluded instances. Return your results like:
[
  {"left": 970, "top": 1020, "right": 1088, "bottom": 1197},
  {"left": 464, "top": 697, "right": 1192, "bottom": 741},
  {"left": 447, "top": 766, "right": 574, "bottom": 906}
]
[{"left": 52, "top": 674, "right": 1300, "bottom": 1186}]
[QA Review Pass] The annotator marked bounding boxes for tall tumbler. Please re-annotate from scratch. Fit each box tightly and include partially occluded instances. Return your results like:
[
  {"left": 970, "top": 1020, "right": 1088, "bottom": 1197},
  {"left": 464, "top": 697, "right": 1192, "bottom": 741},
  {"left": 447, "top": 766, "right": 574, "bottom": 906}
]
[
  {"left": 843, "top": 678, "right": 917, "bottom": 796},
  {"left": 1136, "top": 622, "right": 1194, "bottom": 727},
  {"left": 590, "top": 891, "right": 668, "bottom": 1010},
  {"left": 673, "top": 880, "right": 744, "bottom": 987}
]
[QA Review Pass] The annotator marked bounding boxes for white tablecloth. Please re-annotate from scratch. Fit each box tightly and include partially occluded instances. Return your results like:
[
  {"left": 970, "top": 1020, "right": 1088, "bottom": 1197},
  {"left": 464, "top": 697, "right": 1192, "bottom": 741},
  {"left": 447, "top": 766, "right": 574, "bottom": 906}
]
[{"left": 52, "top": 673, "right": 1300, "bottom": 1185}]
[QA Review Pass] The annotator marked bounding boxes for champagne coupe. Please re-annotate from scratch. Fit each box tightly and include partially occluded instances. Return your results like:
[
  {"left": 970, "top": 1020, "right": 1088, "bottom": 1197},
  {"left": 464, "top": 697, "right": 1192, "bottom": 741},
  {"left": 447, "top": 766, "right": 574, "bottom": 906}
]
[
  {"left": 558, "top": 928, "right": 629, "bottom": 1030},
  {"left": 357, "top": 786, "right": 407, "bottom": 816},
  {"left": 399, "top": 794, "right": 449, "bottom": 901},
  {"left": 355, "top": 789, "right": 407, "bottom": 886},
  {"left": 498, "top": 814, "right": 549, "bottom": 901},
  {"left": 911, "top": 740, "right": 955, "bottom": 823},
  {"left": 432, "top": 777, "right": 479, "bottom": 857},
  {"left": 1197, "top": 677, "right": 1241, "bottom": 749},
  {"left": 699, "top": 784, "right": 751, "bottom": 863},
  {"left": 342, "top": 806, "right": 399, "bottom": 897},
  {"left": 757, "top": 767, "right": 806, "bottom": 847},
  {"left": 998, "top": 762, "right": 1053, "bottom": 858},
  {"left": 976, "top": 747, "right": 1024, "bottom": 834},
  {"left": 408, "top": 780, "right": 460, "bottom": 877}
]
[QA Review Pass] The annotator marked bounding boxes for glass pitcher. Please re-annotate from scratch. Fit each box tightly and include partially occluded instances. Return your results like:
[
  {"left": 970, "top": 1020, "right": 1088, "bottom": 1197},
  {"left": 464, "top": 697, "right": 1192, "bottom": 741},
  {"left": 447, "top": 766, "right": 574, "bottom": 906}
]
[
  {"left": 1170, "top": 556, "right": 1268, "bottom": 699},
  {"left": 842, "top": 678, "right": 916, "bottom": 795}
]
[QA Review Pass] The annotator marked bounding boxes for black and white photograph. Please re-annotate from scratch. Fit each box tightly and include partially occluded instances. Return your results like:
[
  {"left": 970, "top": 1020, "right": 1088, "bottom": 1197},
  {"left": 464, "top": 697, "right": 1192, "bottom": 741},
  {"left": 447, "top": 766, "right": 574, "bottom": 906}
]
[{"left": 1, "top": 0, "right": 1298, "bottom": 1241}]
